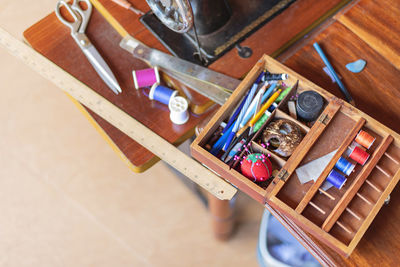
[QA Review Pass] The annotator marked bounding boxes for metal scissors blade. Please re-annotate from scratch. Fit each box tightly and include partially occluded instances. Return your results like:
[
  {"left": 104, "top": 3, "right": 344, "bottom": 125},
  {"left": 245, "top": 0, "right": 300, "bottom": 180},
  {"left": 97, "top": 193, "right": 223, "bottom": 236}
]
[{"left": 55, "top": 0, "right": 122, "bottom": 94}]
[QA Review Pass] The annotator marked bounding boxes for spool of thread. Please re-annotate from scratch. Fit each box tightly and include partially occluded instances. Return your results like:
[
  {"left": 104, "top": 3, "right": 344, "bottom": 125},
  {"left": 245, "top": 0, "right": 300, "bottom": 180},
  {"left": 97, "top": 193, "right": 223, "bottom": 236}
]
[
  {"left": 264, "top": 73, "right": 288, "bottom": 81},
  {"left": 335, "top": 157, "right": 356, "bottom": 176},
  {"left": 327, "top": 169, "right": 347, "bottom": 189},
  {"left": 296, "top": 90, "right": 324, "bottom": 122},
  {"left": 349, "top": 146, "right": 370, "bottom": 165},
  {"left": 355, "top": 130, "right": 375, "bottom": 149},
  {"left": 149, "top": 83, "right": 178, "bottom": 105},
  {"left": 132, "top": 67, "right": 160, "bottom": 89},
  {"left": 169, "top": 96, "right": 189, "bottom": 125}
]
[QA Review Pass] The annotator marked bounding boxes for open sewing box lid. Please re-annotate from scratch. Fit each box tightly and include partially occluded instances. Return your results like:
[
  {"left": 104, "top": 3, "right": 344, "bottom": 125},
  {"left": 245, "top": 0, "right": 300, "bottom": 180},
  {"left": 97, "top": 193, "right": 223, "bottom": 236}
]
[{"left": 191, "top": 55, "right": 400, "bottom": 256}]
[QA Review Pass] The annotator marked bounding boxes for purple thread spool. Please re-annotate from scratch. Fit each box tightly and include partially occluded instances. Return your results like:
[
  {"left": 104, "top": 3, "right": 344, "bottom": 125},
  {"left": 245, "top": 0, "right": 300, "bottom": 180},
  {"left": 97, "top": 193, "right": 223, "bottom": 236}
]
[
  {"left": 327, "top": 169, "right": 347, "bottom": 189},
  {"left": 149, "top": 83, "right": 178, "bottom": 105},
  {"left": 132, "top": 67, "right": 160, "bottom": 89},
  {"left": 335, "top": 157, "right": 356, "bottom": 176}
]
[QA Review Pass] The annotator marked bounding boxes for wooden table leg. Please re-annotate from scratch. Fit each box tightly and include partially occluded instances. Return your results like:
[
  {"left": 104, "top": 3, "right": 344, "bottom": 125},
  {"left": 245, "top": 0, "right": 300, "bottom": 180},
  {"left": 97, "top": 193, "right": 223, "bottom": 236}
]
[{"left": 207, "top": 192, "right": 235, "bottom": 240}]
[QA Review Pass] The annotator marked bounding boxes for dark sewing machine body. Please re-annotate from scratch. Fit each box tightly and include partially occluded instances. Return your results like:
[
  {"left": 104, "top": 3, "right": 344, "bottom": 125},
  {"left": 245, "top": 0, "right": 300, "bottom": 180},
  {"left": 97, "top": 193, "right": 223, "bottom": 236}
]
[{"left": 141, "top": 0, "right": 296, "bottom": 66}]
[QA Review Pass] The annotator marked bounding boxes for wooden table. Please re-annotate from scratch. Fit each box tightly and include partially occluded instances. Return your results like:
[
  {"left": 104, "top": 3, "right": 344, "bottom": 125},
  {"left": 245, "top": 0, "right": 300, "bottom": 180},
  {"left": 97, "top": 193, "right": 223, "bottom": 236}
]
[{"left": 22, "top": 0, "right": 390, "bottom": 265}]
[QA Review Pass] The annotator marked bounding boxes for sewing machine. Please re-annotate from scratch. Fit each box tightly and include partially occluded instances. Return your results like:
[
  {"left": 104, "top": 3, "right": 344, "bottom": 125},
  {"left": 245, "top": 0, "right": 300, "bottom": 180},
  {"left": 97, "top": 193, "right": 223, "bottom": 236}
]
[{"left": 141, "top": 0, "right": 297, "bottom": 66}]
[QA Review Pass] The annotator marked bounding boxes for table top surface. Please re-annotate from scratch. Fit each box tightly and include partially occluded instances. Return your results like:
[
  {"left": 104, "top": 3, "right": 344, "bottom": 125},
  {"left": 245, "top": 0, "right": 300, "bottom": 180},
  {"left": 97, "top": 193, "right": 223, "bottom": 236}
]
[{"left": 23, "top": 0, "right": 400, "bottom": 265}]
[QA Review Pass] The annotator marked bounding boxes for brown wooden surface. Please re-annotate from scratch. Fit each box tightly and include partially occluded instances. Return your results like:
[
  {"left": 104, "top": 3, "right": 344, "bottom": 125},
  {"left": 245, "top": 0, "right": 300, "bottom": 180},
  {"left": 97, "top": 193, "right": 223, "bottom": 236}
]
[
  {"left": 336, "top": 0, "right": 400, "bottom": 71},
  {"left": 23, "top": 7, "right": 212, "bottom": 169},
  {"left": 281, "top": 21, "right": 400, "bottom": 133}
]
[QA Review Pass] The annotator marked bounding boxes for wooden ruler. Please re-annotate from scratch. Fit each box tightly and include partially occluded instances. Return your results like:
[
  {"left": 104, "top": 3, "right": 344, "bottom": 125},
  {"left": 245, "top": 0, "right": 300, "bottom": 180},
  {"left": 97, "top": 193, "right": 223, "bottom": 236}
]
[{"left": 0, "top": 26, "right": 237, "bottom": 200}]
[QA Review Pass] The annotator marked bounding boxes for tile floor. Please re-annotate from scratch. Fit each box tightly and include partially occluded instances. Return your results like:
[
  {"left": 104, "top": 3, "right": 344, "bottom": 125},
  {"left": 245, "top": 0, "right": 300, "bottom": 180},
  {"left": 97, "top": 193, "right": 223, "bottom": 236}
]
[{"left": 0, "top": 1, "right": 263, "bottom": 266}]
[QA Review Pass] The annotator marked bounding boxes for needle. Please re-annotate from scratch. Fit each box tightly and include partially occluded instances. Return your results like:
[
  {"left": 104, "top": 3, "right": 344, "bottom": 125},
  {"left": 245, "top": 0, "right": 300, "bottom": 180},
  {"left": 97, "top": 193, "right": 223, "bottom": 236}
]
[{"left": 111, "top": 0, "right": 145, "bottom": 16}]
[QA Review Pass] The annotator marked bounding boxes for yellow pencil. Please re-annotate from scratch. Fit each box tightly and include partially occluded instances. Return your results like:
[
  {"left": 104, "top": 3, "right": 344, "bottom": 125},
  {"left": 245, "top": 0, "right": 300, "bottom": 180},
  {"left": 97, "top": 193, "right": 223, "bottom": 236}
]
[{"left": 249, "top": 89, "right": 281, "bottom": 127}]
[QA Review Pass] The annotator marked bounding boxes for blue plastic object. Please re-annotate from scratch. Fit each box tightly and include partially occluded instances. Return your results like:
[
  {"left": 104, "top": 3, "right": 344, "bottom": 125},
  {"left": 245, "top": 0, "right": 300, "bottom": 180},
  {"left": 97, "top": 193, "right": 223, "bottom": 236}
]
[{"left": 346, "top": 59, "right": 366, "bottom": 73}]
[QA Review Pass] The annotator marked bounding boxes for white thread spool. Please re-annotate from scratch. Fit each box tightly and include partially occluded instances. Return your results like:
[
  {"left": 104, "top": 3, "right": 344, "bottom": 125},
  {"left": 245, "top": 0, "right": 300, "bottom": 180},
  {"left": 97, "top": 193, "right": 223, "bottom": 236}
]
[{"left": 169, "top": 96, "right": 189, "bottom": 125}]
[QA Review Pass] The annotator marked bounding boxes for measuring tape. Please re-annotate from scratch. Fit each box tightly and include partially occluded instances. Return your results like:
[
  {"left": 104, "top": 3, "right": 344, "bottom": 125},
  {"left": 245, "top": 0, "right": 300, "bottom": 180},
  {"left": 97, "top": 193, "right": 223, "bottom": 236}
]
[{"left": 0, "top": 26, "right": 237, "bottom": 200}]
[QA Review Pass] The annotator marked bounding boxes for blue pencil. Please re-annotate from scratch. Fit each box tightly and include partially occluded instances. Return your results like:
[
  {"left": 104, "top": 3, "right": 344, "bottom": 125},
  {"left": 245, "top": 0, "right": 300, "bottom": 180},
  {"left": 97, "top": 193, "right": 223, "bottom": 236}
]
[{"left": 313, "top": 42, "right": 354, "bottom": 104}]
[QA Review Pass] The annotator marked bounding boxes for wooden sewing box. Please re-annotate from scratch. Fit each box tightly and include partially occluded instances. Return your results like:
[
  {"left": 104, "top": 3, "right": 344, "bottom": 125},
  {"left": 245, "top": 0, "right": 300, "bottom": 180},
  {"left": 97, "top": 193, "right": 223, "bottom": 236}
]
[{"left": 191, "top": 55, "right": 400, "bottom": 256}]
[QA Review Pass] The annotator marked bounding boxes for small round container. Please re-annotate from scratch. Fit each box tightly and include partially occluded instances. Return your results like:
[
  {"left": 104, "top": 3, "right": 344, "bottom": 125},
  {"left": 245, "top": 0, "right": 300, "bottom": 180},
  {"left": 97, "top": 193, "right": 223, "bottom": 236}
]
[
  {"left": 169, "top": 96, "right": 189, "bottom": 125},
  {"left": 296, "top": 90, "right": 324, "bottom": 122}
]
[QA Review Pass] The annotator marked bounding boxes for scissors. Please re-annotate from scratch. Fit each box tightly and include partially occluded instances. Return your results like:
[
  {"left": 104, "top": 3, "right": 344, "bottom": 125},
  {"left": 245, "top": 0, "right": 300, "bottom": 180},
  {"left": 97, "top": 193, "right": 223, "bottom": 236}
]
[{"left": 55, "top": 0, "right": 122, "bottom": 94}]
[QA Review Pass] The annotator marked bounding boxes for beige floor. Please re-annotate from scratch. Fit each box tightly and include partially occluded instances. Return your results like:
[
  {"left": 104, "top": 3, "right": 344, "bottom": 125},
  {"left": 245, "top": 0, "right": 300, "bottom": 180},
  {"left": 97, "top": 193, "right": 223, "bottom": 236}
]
[{"left": 0, "top": 1, "right": 264, "bottom": 266}]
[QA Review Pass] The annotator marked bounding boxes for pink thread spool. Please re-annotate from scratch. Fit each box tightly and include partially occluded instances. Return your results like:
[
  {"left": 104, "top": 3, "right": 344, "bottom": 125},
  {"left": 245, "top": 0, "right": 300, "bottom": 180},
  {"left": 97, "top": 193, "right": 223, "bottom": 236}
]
[{"left": 132, "top": 67, "right": 160, "bottom": 89}]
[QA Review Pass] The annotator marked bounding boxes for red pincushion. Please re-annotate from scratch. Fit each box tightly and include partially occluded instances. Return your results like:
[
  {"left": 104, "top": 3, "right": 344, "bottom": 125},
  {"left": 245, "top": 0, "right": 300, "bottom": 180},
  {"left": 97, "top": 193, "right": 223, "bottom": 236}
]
[{"left": 240, "top": 153, "right": 273, "bottom": 182}]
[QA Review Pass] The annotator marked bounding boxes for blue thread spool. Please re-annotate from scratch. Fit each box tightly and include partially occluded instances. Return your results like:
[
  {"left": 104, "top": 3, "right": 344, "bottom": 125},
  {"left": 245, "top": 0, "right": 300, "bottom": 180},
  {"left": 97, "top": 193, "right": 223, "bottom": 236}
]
[
  {"left": 327, "top": 169, "right": 347, "bottom": 189},
  {"left": 335, "top": 157, "right": 356, "bottom": 176},
  {"left": 149, "top": 83, "right": 178, "bottom": 105}
]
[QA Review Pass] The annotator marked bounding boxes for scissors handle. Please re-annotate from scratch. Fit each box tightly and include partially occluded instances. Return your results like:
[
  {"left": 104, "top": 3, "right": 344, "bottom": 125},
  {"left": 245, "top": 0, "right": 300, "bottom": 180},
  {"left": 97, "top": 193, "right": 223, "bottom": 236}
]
[
  {"left": 55, "top": 0, "right": 92, "bottom": 33},
  {"left": 55, "top": 0, "right": 81, "bottom": 33},
  {"left": 71, "top": 0, "right": 92, "bottom": 33}
]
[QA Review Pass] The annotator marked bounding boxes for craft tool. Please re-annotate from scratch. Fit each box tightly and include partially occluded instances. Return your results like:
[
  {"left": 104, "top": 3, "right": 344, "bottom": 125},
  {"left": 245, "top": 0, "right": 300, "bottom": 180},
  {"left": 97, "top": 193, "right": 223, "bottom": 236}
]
[
  {"left": 230, "top": 111, "right": 272, "bottom": 170},
  {"left": 240, "top": 153, "right": 273, "bottom": 182},
  {"left": 349, "top": 146, "right": 370, "bottom": 165},
  {"left": 55, "top": 0, "right": 122, "bottom": 95},
  {"left": 0, "top": 26, "right": 237, "bottom": 200},
  {"left": 335, "top": 157, "right": 356, "bottom": 176},
  {"left": 133, "top": 67, "right": 160, "bottom": 89},
  {"left": 120, "top": 35, "right": 241, "bottom": 105},
  {"left": 355, "top": 130, "right": 375, "bottom": 149},
  {"left": 240, "top": 83, "right": 276, "bottom": 128},
  {"left": 264, "top": 72, "right": 288, "bottom": 81},
  {"left": 210, "top": 123, "right": 234, "bottom": 155},
  {"left": 222, "top": 91, "right": 250, "bottom": 134},
  {"left": 148, "top": 83, "right": 178, "bottom": 105},
  {"left": 327, "top": 169, "right": 347, "bottom": 189},
  {"left": 296, "top": 90, "right": 324, "bottom": 122},
  {"left": 253, "top": 111, "right": 272, "bottom": 133},
  {"left": 249, "top": 89, "right": 281, "bottom": 127},
  {"left": 110, "top": 0, "right": 145, "bottom": 15},
  {"left": 169, "top": 96, "right": 189, "bottom": 125},
  {"left": 313, "top": 42, "right": 354, "bottom": 105},
  {"left": 221, "top": 127, "right": 250, "bottom": 162},
  {"left": 275, "top": 82, "right": 296, "bottom": 102},
  {"left": 223, "top": 72, "right": 264, "bottom": 151},
  {"left": 346, "top": 59, "right": 366, "bottom": 73},
  {"left": 296, "top": 150, "right": 337, "bottom": 185}
]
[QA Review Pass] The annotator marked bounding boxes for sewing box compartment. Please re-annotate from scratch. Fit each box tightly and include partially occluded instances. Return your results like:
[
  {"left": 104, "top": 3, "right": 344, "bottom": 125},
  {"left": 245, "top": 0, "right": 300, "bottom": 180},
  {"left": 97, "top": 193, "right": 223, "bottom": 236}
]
[{"left": 190, "top": 55, "right": 400, "bottom": 256}]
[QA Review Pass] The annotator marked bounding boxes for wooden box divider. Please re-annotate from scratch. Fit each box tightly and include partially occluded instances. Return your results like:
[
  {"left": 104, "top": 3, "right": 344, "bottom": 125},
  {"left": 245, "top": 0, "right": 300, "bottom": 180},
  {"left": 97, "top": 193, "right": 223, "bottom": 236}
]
[
  {"left": 268, "top": 100, "right": 342, "bottom": 198},
  {"left": 322, "top": 134, "right": 394, "bottom": 232},
  {"left": 295, "top": 117, "right": 366, "bottom": 213}
]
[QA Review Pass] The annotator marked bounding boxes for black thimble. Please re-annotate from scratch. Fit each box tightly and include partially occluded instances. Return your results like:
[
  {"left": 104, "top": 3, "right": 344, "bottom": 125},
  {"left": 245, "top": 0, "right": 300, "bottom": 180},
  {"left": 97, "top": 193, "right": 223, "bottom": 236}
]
[{"left": 296, "top": 91, "right": 324, "bottom": 122}]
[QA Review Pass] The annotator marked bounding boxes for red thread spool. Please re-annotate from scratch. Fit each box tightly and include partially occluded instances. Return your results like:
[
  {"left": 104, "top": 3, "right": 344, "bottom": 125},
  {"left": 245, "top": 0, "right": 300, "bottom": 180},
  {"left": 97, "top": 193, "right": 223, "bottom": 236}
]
[
  {"left": 355, "top": 130, "right": 375, "bottom": 149},
  {"left": 349, "top": 146, "right": 370, "bottom": 165}
]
